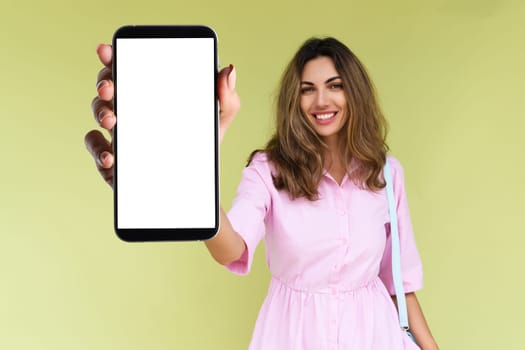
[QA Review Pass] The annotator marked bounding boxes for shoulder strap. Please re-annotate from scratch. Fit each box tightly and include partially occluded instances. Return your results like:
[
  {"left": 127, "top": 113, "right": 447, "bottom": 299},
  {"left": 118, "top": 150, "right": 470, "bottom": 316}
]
[{"left": 384, "top": 159, "right": 410, "bottom": 331}]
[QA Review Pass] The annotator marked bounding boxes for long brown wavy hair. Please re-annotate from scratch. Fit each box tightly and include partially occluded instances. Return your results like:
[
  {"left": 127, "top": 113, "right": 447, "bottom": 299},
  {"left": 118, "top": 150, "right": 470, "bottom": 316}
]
[{"left": 249, "top": 37, "right": 389, "bottom": 200}]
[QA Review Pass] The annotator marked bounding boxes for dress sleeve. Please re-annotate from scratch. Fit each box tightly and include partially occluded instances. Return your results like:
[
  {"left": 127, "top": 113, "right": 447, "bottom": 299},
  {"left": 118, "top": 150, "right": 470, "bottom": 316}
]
[
  {"left": 225, "top": 154, "right": 271, "bottom": 275},
  {"left": 379, "top": 156, "right": 424, "bottom": 295}
]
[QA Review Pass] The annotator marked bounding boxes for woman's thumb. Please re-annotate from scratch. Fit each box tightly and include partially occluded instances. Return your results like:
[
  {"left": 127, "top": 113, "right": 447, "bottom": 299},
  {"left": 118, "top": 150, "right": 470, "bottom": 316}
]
[{"left": 227, "top": 64, "right": 236, "bottom": 89}]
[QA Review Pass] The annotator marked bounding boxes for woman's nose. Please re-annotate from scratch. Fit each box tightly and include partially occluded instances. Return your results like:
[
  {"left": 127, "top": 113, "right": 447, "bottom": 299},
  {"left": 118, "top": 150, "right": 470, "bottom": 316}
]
[{"left": 315, "top": 89, "right": 329, "bottom": 107}]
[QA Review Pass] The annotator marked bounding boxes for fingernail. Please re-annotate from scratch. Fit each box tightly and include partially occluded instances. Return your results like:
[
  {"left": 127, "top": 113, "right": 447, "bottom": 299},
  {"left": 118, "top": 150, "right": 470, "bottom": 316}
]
[
  {"left": 100, "top": 152, "right": 108, "bottom": 165},
  {"left": 98, "top": 109, "right": 107, "bottom": 123},
  {"left": 227, "top": 64, "right": 236, "bottom": 89},
  {"left": 96, "top": 43, "right": 103, "bottom": 52},
  {"left": 99, "top": 109, "right": 114, "bottom": 125},
  {"left": 97, "top": 80, "right": 108, "bottom": 90}
]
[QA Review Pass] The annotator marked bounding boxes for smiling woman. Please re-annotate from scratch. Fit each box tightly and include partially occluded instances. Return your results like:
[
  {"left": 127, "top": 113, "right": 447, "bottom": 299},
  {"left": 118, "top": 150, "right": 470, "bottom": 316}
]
[
  {"left": 86, "top": 36, "right": 438, "bottom": 350},
  {"left": 231, "top": 37, "right": 439, "bottom": 349}
]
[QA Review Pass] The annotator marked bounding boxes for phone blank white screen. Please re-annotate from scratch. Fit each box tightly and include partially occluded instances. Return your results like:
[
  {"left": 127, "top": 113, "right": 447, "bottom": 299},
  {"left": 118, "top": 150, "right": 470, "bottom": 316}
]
[{"left": 116, "top": 38, "right": 215, "bottom": 229}]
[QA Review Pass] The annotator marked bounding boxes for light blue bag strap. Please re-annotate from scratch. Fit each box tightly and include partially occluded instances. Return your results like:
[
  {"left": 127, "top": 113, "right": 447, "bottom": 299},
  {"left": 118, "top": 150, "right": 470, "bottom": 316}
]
[{"left": 384, "top": 159, "right": 410, "bottom": 331}]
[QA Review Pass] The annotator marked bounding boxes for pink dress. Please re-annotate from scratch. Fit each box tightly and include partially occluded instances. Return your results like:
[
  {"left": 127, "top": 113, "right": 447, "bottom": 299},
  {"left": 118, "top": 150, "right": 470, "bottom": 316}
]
[{"left": 226, "top": 153, "right": 423, "bottom": 350}]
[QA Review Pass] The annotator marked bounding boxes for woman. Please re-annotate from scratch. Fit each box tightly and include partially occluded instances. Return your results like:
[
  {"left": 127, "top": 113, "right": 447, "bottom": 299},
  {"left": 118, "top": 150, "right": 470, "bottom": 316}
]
[{"left": 86, "top": 37, "right": 439, "bottom": 350}]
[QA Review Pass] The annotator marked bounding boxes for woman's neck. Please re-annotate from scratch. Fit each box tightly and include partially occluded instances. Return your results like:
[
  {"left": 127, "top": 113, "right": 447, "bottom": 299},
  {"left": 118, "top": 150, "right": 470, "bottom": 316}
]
[{"left": 323, "top": 136, "right": 346, "bottom": 185}]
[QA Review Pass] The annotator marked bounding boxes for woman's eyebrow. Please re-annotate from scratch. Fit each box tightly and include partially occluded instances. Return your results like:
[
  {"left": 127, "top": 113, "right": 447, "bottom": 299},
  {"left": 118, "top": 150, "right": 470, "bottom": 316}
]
[
  {"left": 300, "top": 76, "right": 342, "bottom": 85},
  {"left": 325, "top": 76, "right": 342, "bottom": 83}
]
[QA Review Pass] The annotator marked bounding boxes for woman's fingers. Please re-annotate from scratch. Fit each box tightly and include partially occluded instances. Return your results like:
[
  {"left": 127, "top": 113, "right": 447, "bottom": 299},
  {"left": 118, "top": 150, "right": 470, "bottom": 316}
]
[
  {"left": 97, "top": 44, "right": 113, "bottom": 67},
  {"left": 97, "top": 66, "right": 112, "bottom": 87},
  {"left": 96, "top": 78, "right": 114, "bottom": 102},
  {"left": 91, "top": 96, "right": 116, "bottom": 130},
  {"left": 84, "top": 129, "right": 113, "bottom": 168},
  {"left": 87, "top": 44, "right": 115, "bottom": 187},
  {"left": 95, "top": 70, "right": 114, "bottom": 102},
  {"left": 96, "top": 45, "right": 114, "bottom": 102},
  {"left": 93, "top": 47, "right": 115, "bottom": 130},
  {"left": 84, "top": 129, "right": 114, "bottom": 186}
]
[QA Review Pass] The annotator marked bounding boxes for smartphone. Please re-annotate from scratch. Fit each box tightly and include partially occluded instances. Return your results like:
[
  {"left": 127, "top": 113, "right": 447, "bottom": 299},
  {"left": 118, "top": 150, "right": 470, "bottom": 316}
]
[{"left": 112, "top": 25, "right": 219, "bottom": 241}]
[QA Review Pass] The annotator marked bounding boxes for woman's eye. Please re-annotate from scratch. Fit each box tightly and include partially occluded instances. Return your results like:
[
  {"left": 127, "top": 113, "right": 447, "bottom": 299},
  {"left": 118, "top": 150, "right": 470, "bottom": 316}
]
[
  {"left": 300, "top": 87, "right": 314, "bottom": 94},
  {"left": 330, "top": 84, "right": 343, "bottom": 90}
]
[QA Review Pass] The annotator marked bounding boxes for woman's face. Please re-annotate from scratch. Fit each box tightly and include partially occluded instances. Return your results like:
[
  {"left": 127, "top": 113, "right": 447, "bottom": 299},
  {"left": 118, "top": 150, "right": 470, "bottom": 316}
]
[{"left": 300, "top": 56, "right": 348, "bottom": 144}]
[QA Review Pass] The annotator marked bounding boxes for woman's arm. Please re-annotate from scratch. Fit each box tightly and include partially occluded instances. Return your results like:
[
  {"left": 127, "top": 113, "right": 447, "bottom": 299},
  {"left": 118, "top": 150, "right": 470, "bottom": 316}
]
[
  {"left": 204, "top": 208, "right": 246, "bottom": 265},
  {"left": 392, "top": 292, "right": 439, "bottom": 350},
  {"left": 204, "top": 64, "right": 246, "bottom": 266}
]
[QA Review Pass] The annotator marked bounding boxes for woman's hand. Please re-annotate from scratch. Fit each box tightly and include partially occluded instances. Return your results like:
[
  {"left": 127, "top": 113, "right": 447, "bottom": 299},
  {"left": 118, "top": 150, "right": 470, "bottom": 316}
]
[
  {"left": 85, "top": 44, "right": 116, "bottom": 188},
  {"left": 84, "top": 43, "right": 240, "bottom": 188}
]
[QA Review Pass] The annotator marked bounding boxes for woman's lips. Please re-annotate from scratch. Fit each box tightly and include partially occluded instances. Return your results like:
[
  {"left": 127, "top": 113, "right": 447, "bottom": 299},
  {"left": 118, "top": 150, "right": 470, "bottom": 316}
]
[{"left": 312, "top": 111, "right": 337, "bottom": 125}]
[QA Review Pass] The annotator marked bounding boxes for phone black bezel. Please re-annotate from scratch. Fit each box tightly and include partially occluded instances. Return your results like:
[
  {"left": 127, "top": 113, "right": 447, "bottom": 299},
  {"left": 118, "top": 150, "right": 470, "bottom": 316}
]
[{"left": 112, "top": 25, "right": 219, "bottom": 242}]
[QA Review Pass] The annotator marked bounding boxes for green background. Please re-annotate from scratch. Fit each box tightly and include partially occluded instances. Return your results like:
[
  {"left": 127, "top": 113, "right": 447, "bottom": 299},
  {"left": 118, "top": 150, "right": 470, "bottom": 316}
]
[{"left": 1, "top": 0, "right": 524, "bottom": 349}]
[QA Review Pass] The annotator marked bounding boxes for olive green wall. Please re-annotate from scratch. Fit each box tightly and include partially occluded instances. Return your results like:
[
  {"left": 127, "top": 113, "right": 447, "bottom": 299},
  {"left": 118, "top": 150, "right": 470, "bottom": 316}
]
[{"left": 1, "top": 0, "right": 523, "bottom": 349}]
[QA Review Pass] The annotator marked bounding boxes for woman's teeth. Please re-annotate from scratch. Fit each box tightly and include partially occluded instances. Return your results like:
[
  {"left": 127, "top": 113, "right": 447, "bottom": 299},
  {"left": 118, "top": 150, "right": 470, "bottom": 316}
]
[{"left": 314, "top": 112, "right": 336, "bottom": 120}]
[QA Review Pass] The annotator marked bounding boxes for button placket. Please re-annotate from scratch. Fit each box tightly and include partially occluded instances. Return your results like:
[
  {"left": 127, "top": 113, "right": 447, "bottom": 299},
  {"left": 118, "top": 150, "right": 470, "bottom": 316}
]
[
  {"left": 336, "top": 189, "right": 347, "bottom": 236},
  {"left": 328, "top": 289, "right": 339, "bottom": 348},
  {"left": 336, "top": 188, "right": 346, "bottom": 216}
]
